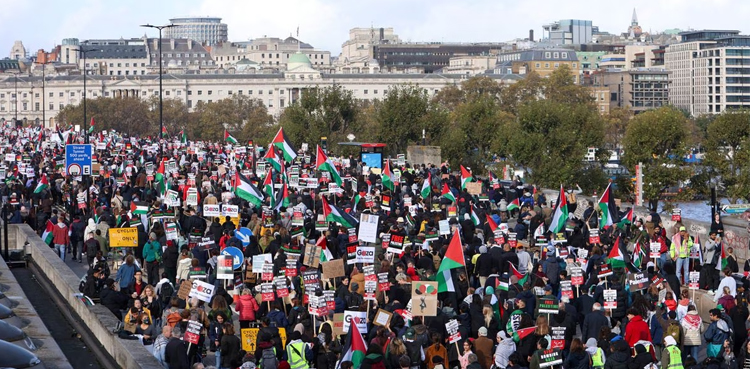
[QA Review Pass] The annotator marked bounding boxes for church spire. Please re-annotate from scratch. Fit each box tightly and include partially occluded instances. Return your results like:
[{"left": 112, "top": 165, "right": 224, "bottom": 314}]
[{"left": 631, "top": 8, "right": 638, "bottom": 26}]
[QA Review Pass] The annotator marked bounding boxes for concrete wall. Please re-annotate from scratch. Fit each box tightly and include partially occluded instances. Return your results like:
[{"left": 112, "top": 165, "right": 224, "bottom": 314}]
[
  {"left": 9, "top": 224, "right": 164, "bottom": 369},
  {"left": 407, "top": 145, "right": 442, "bottom": 167}
]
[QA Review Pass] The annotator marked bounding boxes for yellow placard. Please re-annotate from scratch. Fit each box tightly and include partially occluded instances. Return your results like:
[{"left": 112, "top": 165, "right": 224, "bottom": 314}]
[
  {"left": 109, "top": 228, "right": 139, "bottom": 247},
  {"left": 241, "top": 327, "right": 286, "bottom": 353}
]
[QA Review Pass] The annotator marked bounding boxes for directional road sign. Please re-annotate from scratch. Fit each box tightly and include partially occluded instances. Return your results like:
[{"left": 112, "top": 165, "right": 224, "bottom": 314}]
[
  {"left": 221, "top": 247, "right": 245, "bottom": 270},
  {"left": 235, "top": 227, "right": 253, "bottom": 247},
  {"left": 65, "top": 144, "right": 93, "bottom": 176}
]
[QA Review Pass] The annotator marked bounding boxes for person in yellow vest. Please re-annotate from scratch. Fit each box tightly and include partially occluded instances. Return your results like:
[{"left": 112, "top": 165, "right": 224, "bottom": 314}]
[
  {"left": 662, "top": 336, "right": 683, "bottom": 369},
  {"left": 670, "top": 226, "right": 693, "bottom": 285},
  {"left": 585, "top": 338, "right": 605, "bottom": 369},
  {"left": 286, "top": 331, "right": 312, "bottom": 369}
]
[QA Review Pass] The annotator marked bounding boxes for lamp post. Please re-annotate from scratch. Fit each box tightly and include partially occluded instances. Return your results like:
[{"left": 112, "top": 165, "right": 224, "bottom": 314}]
[
  {"left": 140, "top": 23, "right": 177, "bottom": 160},
  {"left": 13, "top": 72, "right": 18, "bottom": 124},
  {"left": 34, "top": 61, "right": 53, "bottom": 128},
  {"left": 73, "top": 47, "right": 96, "bottom": 143}
]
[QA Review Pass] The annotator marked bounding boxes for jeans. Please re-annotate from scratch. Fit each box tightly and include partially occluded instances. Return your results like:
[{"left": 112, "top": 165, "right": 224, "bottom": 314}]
[
  {"left": 55, "top": 244, "right": 66, "bottom": 260},
  {"left": 658, "top": 253, "right": 668, "bottom": 273},
  {"left": 685, "top": 345, "right": 700, "bottom": 361},
  {"left": 676, "top": 257, "right": 689, "bottom": 284},
  {"left": 215, "top": 350, "right": 221, "bottom": 369},
  {"left": 73, "top": 240, "right": 83, "bottom": 261}
]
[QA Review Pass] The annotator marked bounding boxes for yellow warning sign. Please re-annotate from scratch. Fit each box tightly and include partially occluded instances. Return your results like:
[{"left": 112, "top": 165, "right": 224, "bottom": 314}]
[{"left": 109, "top": 228, "right": 139, "bottom": 247}]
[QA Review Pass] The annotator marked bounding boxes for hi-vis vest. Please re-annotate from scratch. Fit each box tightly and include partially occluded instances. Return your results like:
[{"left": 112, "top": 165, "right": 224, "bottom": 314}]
[
  {"left": 666, "top": 346, "right": 684, "bottom": 369},
  {"left": 287, "top": 341, "right": 309, "bottom": 369},
  {"left": 670, "top": 235, "right": 692, "bottom": 259},
  {"left": 592, "top": 347, "right": 605, "bottom": 369}
]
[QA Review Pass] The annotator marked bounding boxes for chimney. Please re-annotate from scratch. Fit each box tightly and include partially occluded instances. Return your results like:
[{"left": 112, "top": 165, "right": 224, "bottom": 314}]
[
  {"left": 153, "top": 38, "right": 159, "bottom": 51},
  {"left": 529, "top": 29, "right": 534, "bottom": 42},
  {"left": 188, "top": 39, "right": 193, "bottom": 49},
  {"left": 170, "top": 39, "right": 175, "bottom": 50}
]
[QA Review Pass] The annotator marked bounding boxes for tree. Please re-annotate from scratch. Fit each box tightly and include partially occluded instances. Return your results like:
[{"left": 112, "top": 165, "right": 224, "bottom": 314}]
[
  {"left": 603, "top": 107, "right": 632, "bottom": 152},
  {"left": 622, "top": 106, "right": 696, "bottom": 210},
  {"left": 55, "top": 97, "right": 152, "bottom": 135},
  {"left": 375, "top": 84, "right": 433, "bottom": 155},
  {"left": 189, "top": 95, "right": 274, "bottom": 142},
  {"left": 147, "top": 97, "right": 190, "bottom": 138},
  {"left": 703, "top": 110, "right": 750, "bottom": 203}
]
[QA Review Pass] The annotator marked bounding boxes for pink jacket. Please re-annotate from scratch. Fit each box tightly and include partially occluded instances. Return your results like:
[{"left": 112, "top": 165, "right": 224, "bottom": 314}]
[{"left": 235, "top": 294, "right": 260, "bottom": 322}]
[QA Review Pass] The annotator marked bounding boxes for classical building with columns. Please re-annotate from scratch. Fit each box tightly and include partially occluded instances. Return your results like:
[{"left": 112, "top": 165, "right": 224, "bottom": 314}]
[{"left": 0, "top": 53, "right": 519, "bottom": 128}]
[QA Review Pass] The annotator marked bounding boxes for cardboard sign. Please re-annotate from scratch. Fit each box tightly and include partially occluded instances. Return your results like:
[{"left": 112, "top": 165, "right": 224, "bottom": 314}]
[
  {"left": 466, "top": 182, "right": 482, "bottom": 195},
  {"left": 410, "top": 281, "right": 438, "bottom": 316},
  {"left": 689, "top": 271, "right": 700, "bottom": 290},
  {"left": 373, "top": 309, "right": 393, "bottom": 327},
  {"left": 628, "top": 272, "right": 651, "bottom": 292},
  {"left": 589, "top": 229, "right": 600, "bottom": 244},
  {"left": 649, "top": 242, "right": 661, "bottom": 258},
  {"left": 539, "top": 349, "right": 563, "bottom": 368},
  {"left": 570, "top": 267, "right": 584, "bottom": 286},
  {"left": 261, "top": 283, "right": 275, "bottom": 302},
  {"left": 184, "top": 320, "right": 202, "bottom": 345},
  {"left": 109, "top": 227, "right": 138, "bottom": 247},
  {"left": 322, "top": 259, "right": 346, "bottom": 279},
  {"left": 672, "top": 208, "right": 682, "bottom": 222},
  {"left": 538, "top": 297, "right": 559, "bottom": 314},
  {"left": 303, "top": 244, "right": 321, "bottom": 268},
  {"left": 177, "top": 280, "right": 192, "bottom": 300},
  {"left": 189, "top": 280, "right": 215, "bottom": 302},
  {"left": 551, "top": 326, "right": 566, "bottom": 350},
  {"left": 603, "top": 289, "right": 617, "bottom": 310}
]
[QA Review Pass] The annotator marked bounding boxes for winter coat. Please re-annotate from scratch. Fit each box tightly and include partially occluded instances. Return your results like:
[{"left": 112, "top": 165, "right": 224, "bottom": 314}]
[
  {"left": 361, "top": 353, "right": 387, "bottom": 369},
  {"left": 624, "top": 315, "right": 652, "bottom": 347},
  {"left": 176, "top": 257, "right": 192, "bottom": 282},
  {"left": 563, "top": 351, "right": 590, "bottom": 369},
  {"left": 267, "top": 309, "right": 289, "bottom": 328},
  {"left": 704, "top": 317, "right": 730, "bottom": 345},
  {"left": 680, "top": 311, "right": 703, "bottom": 346},
  {"left": 235, "top": 294, "right": 260, "bottom": 322},
  {"left": 474, "top": 336, "right": 494, "bottom": 369},
  {"left": 583, "top": 310, "right": 610, "bottom": 341},
  {"left": 603, "top": 350, "right": 632, "bottom": 369},
  {"left": 52, "top": 222, "right": 70, "bottom": 245}
]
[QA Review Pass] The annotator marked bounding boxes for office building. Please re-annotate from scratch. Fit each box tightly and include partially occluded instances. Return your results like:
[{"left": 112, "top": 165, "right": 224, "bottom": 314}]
[
  {"left": 164, "top": 17, "right": 228, "bottom": 46},
  {"left": 592, "top": 68, "right": 670, "bottom": 114},
  {"left": 496, "top": 48, "right": 581, "bottom": 83},
  {"left": 373, "top": 43, "right": 503, "bottom": 74},
  {"left": 211, "top": 37, "right": 331, "bottom": 71},
  {"left": 542, "top": 20, "right": 594, "bottom": 45},
  {"left": 665, "top": 30, "right": 750, "bottom": 115}
]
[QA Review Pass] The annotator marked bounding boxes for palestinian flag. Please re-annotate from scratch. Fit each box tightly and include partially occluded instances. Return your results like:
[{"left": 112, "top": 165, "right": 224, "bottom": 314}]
[
  {"left": 316, "top": 145, "right": 342, "bottom": 186},
  {"left": 161, "top": 126, "right": 167, "bottom": 138},
  {"left": 322, "top": 196, "right": 358, "bottom": 228},
  {"left": 617, "top": 208, "right": 634, "bottom": 229},
  {"left": 420, "top": 173, "right": 432, "bottom": 199},
  {"left": 507, "top": 198, "right": 520, "bottom": 212},
  {"left": 509, "top": 262, "right": 529, "bottom": 286},
  {"left": 549, "top": 185, "right": 568, "bottom": 233},
  {"left": 262, "top": 170, "right": 275, "bottom": 208},
  {"left": 460, "top": 165, "right": 473, "bottom": 190},
  {"left": 632, "top": 242, "right": 645, "bottom": 270},
  {"left": 436, "top": 229, "right": 466, "bottom": 293},
  {"left": 41, "top": 220, "right": 54, "bottom": 245},
  {"left": 87, "top": 117, "right": 95, "bottom": 134},
  {"left": 598, "top": 182, "right": 619, "bottom": 228},
  {"left": 607, "top": 237, "right": 626, "bottom": 269},
  {"left": 381, "top": 159, "right": 395, "bottom": 191},
  {"left": 352, "top": 192, "right": 364, "bottom": 210},
  {"left": 34, "top": 174, "right": 49, "bottom": 194},
  {"left": 512, "top": 326, "right": 537, "bottom": 343},
  {"left": 717, "top": 241, "right": 728, "bottom": 271},
  {"left": 271, "top": 127, "right": 297, "bottom": 162},
  {"left": 274, "top": 179, "right": 290, "bottom": 211},
  {"left": 155, "top": 159, "right": 166, "bottom": 197},
  {"left": 486, "top": 215, "right": 498, "bottom": 232},
  {"left": 235, "top": 172, "right": 265, "bottom": 207},
  {"left": 470, "top": 206, "right": 481, "bottom": 226},
  {"left": 319, "top": 242, "right": 334, "bottom": 263},
  {"left": 498, "top": 278, "right": 509, "bottom": 292},
  {"left": 338, "top": 317, "right": 367, "bottom": 369},
  {"left": 264, "top": 145, "right": 282, "bottom": 172},
  {"left": 180, "top": 130, "right": 187, "bottom": 144},
  {"left": 224, "top": 130, "right": 238, "bottom": 145},
  {"left": 131, "top": 201, "right": 149, "bottom": 215},
  {"left": 441, "top": 183, "right": 456, "bottom": 203}
]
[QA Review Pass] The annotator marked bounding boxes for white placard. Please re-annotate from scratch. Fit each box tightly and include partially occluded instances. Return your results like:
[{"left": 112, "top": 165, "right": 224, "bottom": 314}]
[
  {"left": 252, "top": 254, "right": 273, "bottom": 273},
  {"left": 186, "top": 188, "right": 198, "bottom": 206},
  {"left": 358, "top": 213, "right": 379, "bottom": 243},
  {"left": 222, "top": 205, "right": 239, "bottom": 218},
  {"left": 354, "top": 246, "right": 375, "bottom": 264},
  {"left": 203, "top": 204, "right": 221, "bottom": 218},
  {"left": 188, "top": 280, "right": 215, "bottom": 302},
  {"left": 343, "top": 310, "right": 368, "bottom": 334},
  {"left": 438, "top": 220, "right": 450, "bottom": 235}
]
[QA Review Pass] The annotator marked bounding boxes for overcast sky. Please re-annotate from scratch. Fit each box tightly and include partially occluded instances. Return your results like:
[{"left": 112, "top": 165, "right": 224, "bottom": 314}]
[{"left": 3, "top": 0, "right": 750, "bottom": 57}]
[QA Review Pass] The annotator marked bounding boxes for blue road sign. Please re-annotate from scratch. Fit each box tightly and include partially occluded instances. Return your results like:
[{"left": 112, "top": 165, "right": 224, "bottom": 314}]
[
  {"left": 221, "top": 247, "right": 245, "bottom": 270},
  {"left": 65, "top": 144, "right": 93, "bottom": 176},
  {"left": 235, "top": 227, "right": 253, "bottom": 247}
]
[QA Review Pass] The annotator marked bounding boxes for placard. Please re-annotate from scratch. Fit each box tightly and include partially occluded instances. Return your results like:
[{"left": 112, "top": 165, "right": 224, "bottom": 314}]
[
  {"left": 165, "top": 189, "right": 180, "bottom": 207},
  {"left": 184, "top": 320, "right": 202, "bottom": 345},
  {"left": 603, "top": 289, "right": 617, "bottom": 310},
  {"left": 177, "top": 280, "right": 192, "bottom": 300},
  {"left": 378, "top": 272, "right": 390, "bottom": 292},
  {"left": 550, "top": 326, "right": 566, "bottom": 349},
  {"left": 343, "top": 310, "right": 368, "bottom": 334},
  {"left": 261, "top": 283, "right": 275, "bottom": 302},
  {"left": 446, "top": 319, "right": 461, "bottom": 344},
  {"left": 508, "top": 232, "right": 517, "bottom": 248},
  {"left": 165, "top": 222, "right": 178, "bottom": 241},
  {"left": 410, "top": 281, "right": 438, "bottom": 316},
  {"left": 274, "top": 276, "right": 289, "bottom": 298},
  {"left": 222, "top": 205, "right": 239, "bottom": 218},
  {"left": 577, "top": 248, "right": 588, "bottom": 264},
  {"left": 671, "top": 208, "right": 682, "bottom": 222},
  {"left": 689, "top": 271, "right": 700, "bottom": 290},
  {"left": 303, "top": 244, "right": 321, "bottom": 268},
  {"left": 538, "top": 297, "right": 559, "bottom": 314},
  {"left": 285, "top": 259, "right": 298, "bottom": 277},
  {"left": 598, "top": 264, "right": 613, "bottom": 278},
  {"left": 649, "top": 242, "right": 661, "bottom": 258},
  {"left": 186, "top": 188, "right": 198, "bottom": 206},
  {"left": 373, "top": 309, "right": 393, "bottom": 327},
  {"left": 292, "top": 209, "right": 304, "bottom": 226},
  {"left": 216, "top": 255, "right": 234, "bottom": 280},
  {"left": 494, "top": 229, "right": 504, "bottom": 245},
  {"left": 466, "top": 182, "right": 482, "bottom": 196},
  {"left": 570, "top": 267, "right": 584, "bottom": 286},
  {"left": 358, "top": 213, "right": 379, "bottom": 243},
  {"left": 628, "top": 272, "right": 651, "bottom": 292},
  {"left": 560, "top": 281, "right": 574, "bottom": 300},
  {"left": 189, "top": 280, "right": 215, "bottom": 302},
  {"left": 241, "top": 328, "right": 287, "bottom": 354},
  {"left": 324, "top": 290, "right": 336, "bottom": 312},
  {"left": 302, "top": 270, "right": 321, "bottom": 295},
  {"left": 387, "top": 234, "right": 405, "bottom": 255},
  {"left": 252, "top": 254, "right": 273, "bottom": 273},
  {"left": 261, "top": 264, "right": 274, "bottom": 281},
  {"left": 380, "top": 234, "right": 391, "bottom": 249},
  {"left": 447, "top": 206, "right": 457, "bottom": 218},
  {"left": 322, "top": 259, "right": 346, "bottom": 279},
  {"left": 354, "top": 246, "right": 375, "bottom": 264},
  {"left": 109, "top": 227, "right": 138, "bottom": 247},
  {"left": 438, "top": 220, "right": 450, "bottom": 235},
  {"left": 589, "top": 229, "right": 600, "bottom": 244},
  {"left": 539, "top": 349, "right": 563, "bottom": 368}
]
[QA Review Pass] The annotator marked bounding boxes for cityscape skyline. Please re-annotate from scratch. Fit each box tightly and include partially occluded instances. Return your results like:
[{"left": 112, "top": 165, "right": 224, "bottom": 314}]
[{"left": 5, "top": 0, "right": 750, "bottom": 56}]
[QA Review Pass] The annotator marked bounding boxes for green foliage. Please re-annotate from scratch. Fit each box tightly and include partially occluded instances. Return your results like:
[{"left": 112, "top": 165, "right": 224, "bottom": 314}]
[
  {"left": 56, "top": 97, "right": 152, "bottom": 135},
  {"left": 190, "top": 94, "right": 274, "bottom": 142},
  {"left": 703, "top": 110, "right": 750, "bottom": 203},
  {"left": 622, "top": 106, "right": 695, "bottom": 209},
  {"left": 375, "top": 84, "right": 432, "bottom": 155}
]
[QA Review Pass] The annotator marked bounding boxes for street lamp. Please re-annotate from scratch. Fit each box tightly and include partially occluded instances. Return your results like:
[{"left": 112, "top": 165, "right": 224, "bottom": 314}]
[
  {"left": 34, "top": 61, "right": 54, "bottom": 128},
  {"left": 11, "top": 72, "right": 18, "bottom": 125},
  {"left": 140, "top": 23, "right": 177, "bottom": 159},
  {"left": 73, "top": 47, "right": 96, "bottom": 143}
]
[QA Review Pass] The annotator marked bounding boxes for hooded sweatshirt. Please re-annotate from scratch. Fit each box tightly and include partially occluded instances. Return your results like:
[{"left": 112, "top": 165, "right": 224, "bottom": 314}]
[
  {"left": 84, "top": 218, "right": 97, "bottom": 239},
  {"left": 681, "top": 311, "right": 703, "bottom": 346}
]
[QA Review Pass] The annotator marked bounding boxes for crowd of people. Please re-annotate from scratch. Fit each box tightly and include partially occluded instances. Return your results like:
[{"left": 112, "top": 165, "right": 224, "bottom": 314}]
[{"left": 3, "top": 126, "right": 750, "bottom": 369}]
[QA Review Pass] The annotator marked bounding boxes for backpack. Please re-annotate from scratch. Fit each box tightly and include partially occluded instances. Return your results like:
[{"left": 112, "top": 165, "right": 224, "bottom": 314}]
[
  {"left": 78, "top": 275, "right": 86, "bottom": 293},
  {"left": 666, "top": 321, "right": 681, "bottom": 344},
  {"left": 261, "top": 347, "right": 278, "bottom": 369},
  {"left": 166, "top": 310, "right": 182, "bottom": 328},
  {"left": 159, "top": 282, "right": 175, "bottom": 305}
]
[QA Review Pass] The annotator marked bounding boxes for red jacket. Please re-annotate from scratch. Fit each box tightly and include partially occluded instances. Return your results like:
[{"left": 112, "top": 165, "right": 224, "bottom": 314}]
[
  {"left": 52, "top": 223, "right": 70, "bottom": 245},
  {"left": 624, "top": 315, "right": 652, "bottom": 347},
  {"left": 234, "top": 294, "right": 259, "bottom": 322}
]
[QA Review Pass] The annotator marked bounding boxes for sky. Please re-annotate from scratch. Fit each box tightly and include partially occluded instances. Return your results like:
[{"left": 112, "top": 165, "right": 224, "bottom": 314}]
[{"left": 3, "top": 0, "right": 750, "bottom": 57}]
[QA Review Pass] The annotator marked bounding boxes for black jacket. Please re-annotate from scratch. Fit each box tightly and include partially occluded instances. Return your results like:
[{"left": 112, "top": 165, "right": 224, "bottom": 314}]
[
  {"left": 162, "top": 245, "right": 179, "bottom": 269},
  {"left": 164, "top": 338, "right": 190, "bottom": 369},
  {"left": 220, "top": 334, "right": 241, "bottom": 367},
  {"left": 582, "top": 310, "right": 610, "bottom": 341},
  {"left": 100, "top": 287, "right": 128, "bottom": 317}
]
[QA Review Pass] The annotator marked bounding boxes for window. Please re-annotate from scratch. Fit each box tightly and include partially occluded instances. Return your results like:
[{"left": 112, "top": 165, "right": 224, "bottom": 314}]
[
  {"left": 207, "top": 90, "right": 212, "bottom": 95},
  {"left": 572, "top": 63, "right": 577, "bottom": 68},
  {"left": 70, "top": 92, "right": 75, "bottom": 97},
  {"left": 188, "top": 100, "right": 192, "bottom": 108},
  {"left": 545, "top": 63, "right": 550, "bottom": 68},
  {"left": 117, "top": 63, "right": 121, "bottom": 67},
  {"left": 364, "top": 90, "right": 368, "bottom": 95},
  {"left": 59, "top": 92, "right": 64, "bottom": 97},
  {"left": 49, "top": 103, "right": 53, "bottom": 110},
  {"left": 554, "top": 63, "right": 559, "bottom": 68},
  {"left": 545, "top": 52, "right": 551, "bottom": 58},
  {"left": 536, "top": 63, "right": 541, "bottom": 68},
  {"left": 59, "top": 103, "right": 64, "bottom": 110},
  {"left": 35, "top": 93, "right": 39, "bottom": 98},
  {"left": 280, "top": 90, "right": 285, "bottom": 94},
  {"left": 142, "top": 91, "right": 147, "bottom": 96},
  {"left": 23, "top": 93, "right": 27, "bottom": 98},
  {"left": 49, "top": 92, "right": 53, "bottom": 98},
  {"left": 177, "top": 91, "right": 182, "bottom": 96},
  {"left": 280, "top": 99, "right": 285, "bottom": 108},
  {"left": 249, "top": 90, "right": 253, "bottom": 95},
  {"left": 197, "top": 90, "right": 202, "bottom": 95},
  {"left": 165, "top": 91, "right": 170, "bottom": 96},
  {"left": 188, "top": 91, "right": 192, "bottom": 95},
  {"left": 228, "top": 91, "right": 232, "bottom": 95},
  {"left": 35, "top": 102, "right": 39, "bottom": 111},
  {"left": 0, "top": 93, "right": 3, "bottom": 98},
  {"left": 268, "top": 99, "right": 273, "bottom": 107},
  {"left": 125, "top": 71, "right": 130, "bottom": 75},
  {"left": 553, "top": 52, "right": 559, "bottom": 58},
  {"left": 238, "top": 90, "right": 243, "bottom": 95},
  {"left": 23, "top": 103, "right": 27, "bottom": 110},
  {"left": 374, "top": 90, "right": 378, "bottom": 94},
  {"left": 259, "top": 90, "right": 263, "bottom": 95},
  {"left": 125, "top": 63, "right": 129, "bottom": 67},
  {"left": 268, "top": 90, "right": 272, "bottom": 95},
  {"left": 561, "top": 52, "right": 568, "bottom": 58},
  {"left": 109, "top": 63, "right": 113, "bottom": 67}
]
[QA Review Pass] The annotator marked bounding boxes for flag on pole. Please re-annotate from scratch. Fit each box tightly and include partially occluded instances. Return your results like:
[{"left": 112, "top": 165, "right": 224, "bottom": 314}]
[
  {"left": 155, "top": 159, "right": 167, "bottom": 197},
  {"left": 41, "top": 220, "right": 54, "bottom": 245},
  {"left": 441, "top": 183, "right": 456, "bottom": 203},
  {"left": 549, "top": 185, "right": 569, "bottom": 233},
  {"left": 717, "top": 240, "right": 728, "bottom": 271},
  {"left": 460, "top": 165, "right": 473, "bottom": 190},
  {"left": 180, "top": 130, "right": 187, "bottom": 144},
  {"left": 352, "top": 192, "right": 364, "bottom": 211},
  {"left": 274, "top": 177, "right": 290, "bottom": 211},
  {"left": 513, "top": 326, "right": 537, "bottom": 342},
  {"left": 436, "top": 229, "right": 466, "bottom": 293},
  {"left": 87, "top": 117, "right": 95, "bottom": 134},
  {"left": 130, "top": 201, "right": 149, "bottom": 215},
  {"left": 381, "top": 159, "right": 395, "bottom": 191},
  {"left": 470, "top": 206, "right": 481, "bottom": 226},
  {"left": 509, "top": 262, "right": 529, "bottom": 286},
  {"left": 617, "top": 208, "right": 634, "bottom": 229},
  {"left": 224, "top": 130, "right": 238, "bottom": 144},
  {"left": 271, "top": 127, "right": 297, "bottom": 162},
  {"left": 262, "top": 170, "right": 275, "bottom": 208},
  {"left": 420, "top": 173, "right": 432, "bottom": 199},
  {"left": 486, "top": 215, "right": 498, "bottom": 232},
  {"left": 315, "top": 145, "right": 342, "bottom": 186},
  {"left": 322, "top": 196, "right": 358, "bottom": 228},
  {"left": 34, "top": 174, "right": 49, "bottom": 194},
  {"left": 598, "top": 182, "right": 620, "bottom": 228},
  {"left": 234, "top": 172, "right": 265, "bottom": 207},
  {"left": 632, "top": 242, "right": 645, "bottom": 270},
  {"left": 607, "top": 237, "right": 626, "bottom": 268},
  {"left": 264, "top": 145, "right": 282, "bottom": 172},
  {"left": 533, "top": 224, "right": 545, "bottom": 240},
  {"left": 337, "top": 316, "right": 368, "bottom": 369},
  {"left": 507, "top": 198, "right": 520, "bottom": 212}
]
